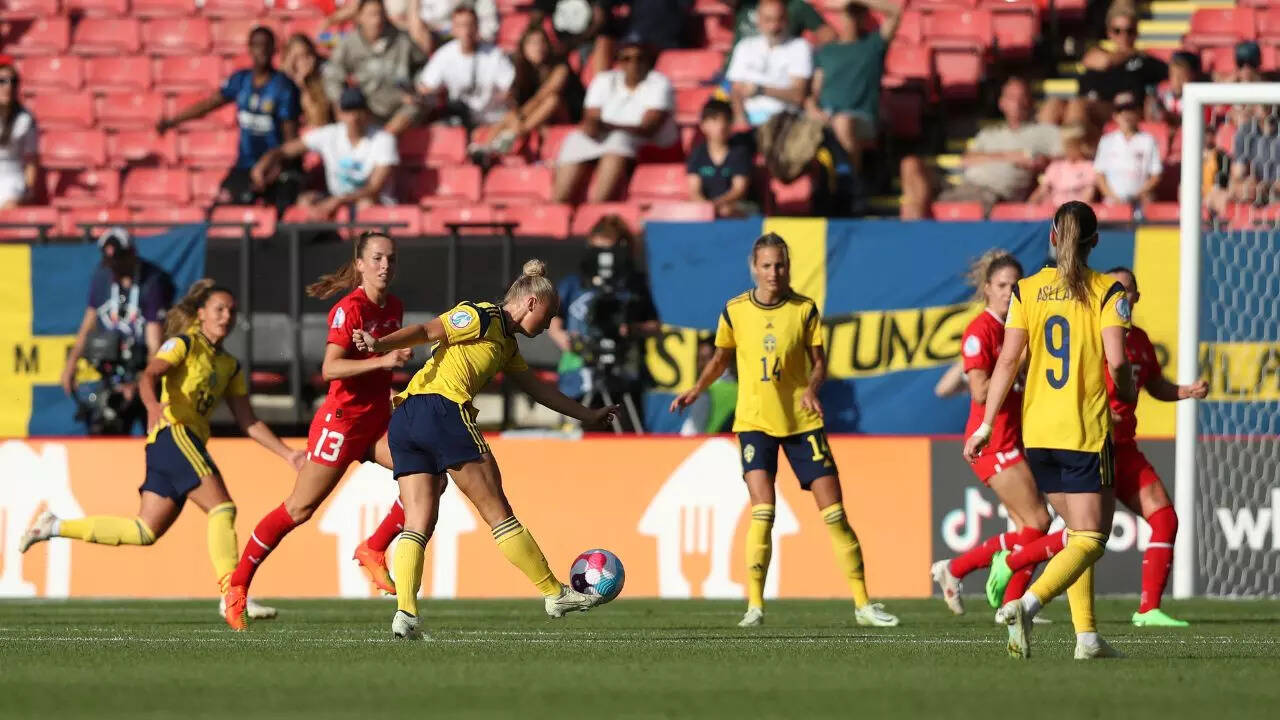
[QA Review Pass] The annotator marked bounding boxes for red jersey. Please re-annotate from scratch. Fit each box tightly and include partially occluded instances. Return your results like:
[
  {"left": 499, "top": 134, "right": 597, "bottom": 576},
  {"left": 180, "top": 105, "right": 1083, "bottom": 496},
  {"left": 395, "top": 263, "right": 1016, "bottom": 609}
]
[
  {"left": 1106, "top": 324, "right": 1159, "bottom": 443},
  {"left": 323, "top": 287, "right": 404, "bottom": 416},
  {"left": 962, "top": 309, "right": 1023, "bottom": 451}
]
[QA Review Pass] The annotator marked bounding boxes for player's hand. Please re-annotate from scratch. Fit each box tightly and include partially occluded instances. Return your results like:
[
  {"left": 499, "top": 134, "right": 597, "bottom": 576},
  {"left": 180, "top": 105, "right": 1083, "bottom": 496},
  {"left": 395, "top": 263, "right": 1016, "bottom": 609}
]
[
  {"left": 962, "top": 426, "right": 991, "bottom": 463},
  {"left": 353, "top": 329, "right": 379, "bottom": 353},
  {"left": 383, "top": 347, "right": 412, "bottom": 369},
  {"left": 668, "top": 390, "right": 700, "bottom": 414},
  {"left": 145, "top": 402, "right": 167, "bottom": 434},
  {"left": 1182, "top": 380, "right": 1209, "bottom": 400},
  {"left": 285, "top": 447, "right": 307, "bottom": 471},
  {"left": 60, "top": 364, "right": 77, "bottom": 397},
  {"left": 249, "top": 162, "right": 267, "bottom": 191},
  {"left": 315, "top": 196, "right": 343, "bottom": 219},
  {"left": 801, "top": 388, "right": 824, "bottom": 418},
  {"left": 588, "top": 404, "right": 621, "bottom": 426},
  {"left": 1109, "top": 407, "right": 1124, "bottom": 423}
]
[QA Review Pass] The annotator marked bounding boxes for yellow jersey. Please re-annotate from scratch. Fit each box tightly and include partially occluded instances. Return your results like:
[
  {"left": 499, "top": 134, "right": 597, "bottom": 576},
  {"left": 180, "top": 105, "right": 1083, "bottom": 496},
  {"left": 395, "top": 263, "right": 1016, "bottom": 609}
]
[
  {"left": 715, "top": 290, "right": 823, "bottom": 436},
  {"left": 1006, "top": 266, "right": 1130, "bottom": 452},
  {"left": 397, "top": 301, "right": 529, "bottom": 409},
  {"left": 149, "top": 331, "right": 248, "bottom": 444}
]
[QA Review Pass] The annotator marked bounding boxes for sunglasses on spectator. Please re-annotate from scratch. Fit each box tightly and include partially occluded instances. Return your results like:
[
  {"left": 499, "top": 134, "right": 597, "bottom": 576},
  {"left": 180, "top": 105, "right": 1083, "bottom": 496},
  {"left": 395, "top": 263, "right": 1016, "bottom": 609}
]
[
  {"left": 618, "top": 52, "right": 643, "bottom": 62},
  {"left": 0, "top": 77, "right": 13, "bottom": 86},
  {"left": 1109, "top": 25, "right": 1136, "bottom": 36}
]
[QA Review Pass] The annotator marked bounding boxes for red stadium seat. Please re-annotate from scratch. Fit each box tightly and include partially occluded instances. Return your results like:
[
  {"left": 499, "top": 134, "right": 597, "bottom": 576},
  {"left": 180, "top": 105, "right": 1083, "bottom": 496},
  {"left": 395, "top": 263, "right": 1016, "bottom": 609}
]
[
  {"left": 273, "top": 0, "right": 326, "bottom": 17},
  {"left": 935, "top": 49, "right": 983, "bottom": 101},
  {"left": 1142, "top": 202, "right": 1180, "bottom": 223},
  {"left": 404, "top": 166, "right": 483, "bottom": 207},
  {"left": 883, "top": 43, "right": 933, "bottom": 86},
  {"left": 675, "top": 86, "right": 716, "bottom": 126},
  {"left": 59, "top": 206, "right": 131, "bottom": 237},
  {"left": 15, "top": 55, "right": 82, "bottom": 93},
  {"left": 538, "top": 124, "right": 576, "bottom": 163},
  {"left": 398, "top": 125, "right": 467, "bottom": 167},
  {"left": 144, "top": 18, "right": 213, "bottom": 55},
  {"left": 1091, "top": 202, "right": 1133, "bottom": 223},
  {"left": 1258, "top": 9, "right": 1280, "bottom": 41},
  {"left": 989, "top": 4, "right": 1038, "bottom": 60},
  {"left": 701, "top": 13, "right": 734, "bottom": 52},
  {"left": 27, "top": 93, "right": 94, "bottom": 129},
  {"left": 46, "top": 169, "right": 120, "bottom": 207},
  {"left": 571, "top": 202, "right": 643, "bottom": 235},
  {"left": 132, "top": 0, "right": 198, "bottom": 18},
  {"left": 483, "top": 165, "right": 554, "bottom": 204},
  {"left": 931, "top": 201, "right": 984, "bottom": 220},
  {"left": 211, "top": 18, "right": 279, "bottom": 56},
  {"left": 64, "top": 0, "right": 129, "bottom": 15},
  {"left": 989, "top": 202, "right": 1054, "bottom": 220},
  {"left": 96, "top": 93, "right": 165, "bottom": 130},
  {"left": 201, "top": 0, "right": 266, "bottom": 17},
  {"left": 914, "top": 0, "right": 979, "bottom": 8},
  {"left": 1202, "top": 44, "right": 1238, "bottom": 74},
  {"left": 627, "top": 164, "right": 689, "bottom": 202},
  {"left": 84, "top": 55, "right": 153, "bottom": 94},
  {"left": 768, "top": 174, "right": 812, "bottom": 215},
  {"left": 496, "top": 12, "right": 529, "bottom": 51},
  {"left": 191, "top": 168, "right": 227, "bottom": 205},
  {"left": 895, "top": 10, "right": 924, "bottom": 45},
  {"left": 154, "top": 55, "right": 224, "bottom": 92},
  {"left": 178, "top": 129, "right": 239, "bottom": 168},
  {"left": 168, "top": 91, "right": 237, "bottom": 129},
  {"left": 0, "top": 206, "right": 59, "bottom": 242},
  {"left": 72, "top": 18, "right": 142, "bottom": 56},
  {"left": 644, "top": 201, "right": 715, "bottom": 222},
  {"left": 208, "top": 205, "right": 276, "bottom": 238},
  {"left": 281, "top": 203, "right": 350, "bottom": 224},
  {"left": 0, "top": 0, "right": 59, "bottom": 19},
  {"left": 122, "top": 167, "right": 192, "bottom": 207},
  {"left": 39, "top": 129, "right": 107, "bottom": 169},
  {"left": 1189, "top": 8, "right": 1257, "bottom": 49},
  {"left": 282, "top": 16, "right": 326, "bottom": 41},
  {"left": 106, "top": 130, "right": 179, "bottom": 167},
  {"left": 498, "top": 204, "right": 572, "bottom": 239},
  {"left": 655, "top": 49, "right": 723, "bottom": 88},
  {"left": 131, "top": 206, "right": 206, "bottom": 234},
  {"left": 355, "top": 205, "right": 423, "bottom": 236},
  {"left": 422, "top": 204, "right": 498, "bottom": 236},
  {"left": 921, "top": 9, "right": 992, "bottom": 52},
  {"left": 1, "top": 18, "right": 71, "bottom": 56}
]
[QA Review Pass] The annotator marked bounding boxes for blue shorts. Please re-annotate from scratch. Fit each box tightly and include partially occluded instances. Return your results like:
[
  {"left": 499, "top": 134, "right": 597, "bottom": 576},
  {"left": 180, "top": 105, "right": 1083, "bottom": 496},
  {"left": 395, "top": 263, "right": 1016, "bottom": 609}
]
[
  {"left": 388, "top": 393, "right": 489, "bottom": 478},
  {"left": 1026, "top": 437, "right": 1115, "bottom": 494},
  {"left": 738, "top": 428, "right": 837, "bottom": 490},
  {"left": 142, "top": 425, "right": 218, "bottom": 506}
]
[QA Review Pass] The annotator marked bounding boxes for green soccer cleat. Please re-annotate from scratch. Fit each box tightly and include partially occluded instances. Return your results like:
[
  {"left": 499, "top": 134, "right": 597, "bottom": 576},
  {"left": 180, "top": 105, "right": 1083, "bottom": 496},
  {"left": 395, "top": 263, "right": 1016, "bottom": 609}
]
[
  {"left": 985, "top": 550, "right": 1014, "bottom": 609},
  {"left": 1132, "top": 608, "right": 1190, "bottom": 627}
]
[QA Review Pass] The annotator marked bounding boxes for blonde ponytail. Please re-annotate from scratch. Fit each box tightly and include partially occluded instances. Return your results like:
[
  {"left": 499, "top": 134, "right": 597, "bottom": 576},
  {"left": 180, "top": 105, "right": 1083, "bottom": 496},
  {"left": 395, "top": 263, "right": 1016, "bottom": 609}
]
[
  {"left": 165, "top": 279, "right": 232, "bottom": 337},
  {"left": 1051, "top": 201, "right": 1099, "bottom": 304},
  {"left": 503, "top": 258, "right": 557, "bottom": 305}
]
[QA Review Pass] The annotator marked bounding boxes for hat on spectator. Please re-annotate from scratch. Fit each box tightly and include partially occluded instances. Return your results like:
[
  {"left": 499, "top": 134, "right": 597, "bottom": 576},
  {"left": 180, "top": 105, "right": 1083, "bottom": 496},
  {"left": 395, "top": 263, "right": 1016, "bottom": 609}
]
[
  {"left": 1236, "top": 40, "right": 1262, "bottom": 70},
  {"left": 617, "top": 31, "right": 651, "bottom": 51},
  {"left": 339, "top": 86, "right": 369, "bottom": 111},
  {"left": 1112, "top": 90, "right": 1141, "bottom": 112},
  {"left": 97, "top": 226, "right": 133, "bottom": 253}
]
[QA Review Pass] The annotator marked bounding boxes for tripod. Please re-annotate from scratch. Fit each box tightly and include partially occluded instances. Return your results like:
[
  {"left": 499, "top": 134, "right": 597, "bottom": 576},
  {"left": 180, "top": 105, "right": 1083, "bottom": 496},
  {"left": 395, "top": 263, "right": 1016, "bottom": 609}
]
[{"left": 580, "top": 370, "right": 644, "bottom": 435}]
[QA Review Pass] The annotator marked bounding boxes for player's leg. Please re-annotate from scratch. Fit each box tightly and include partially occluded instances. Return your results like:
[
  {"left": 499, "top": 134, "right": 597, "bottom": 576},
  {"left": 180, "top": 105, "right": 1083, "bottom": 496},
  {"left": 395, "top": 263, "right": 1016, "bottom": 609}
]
[
  {"left": 738, "top": 432, "right": 778, "bottom": 626},
  {"left": 355, "top": 434, "right": 407, "bottom": 594},
  {"left": 391, "top": 469, "right": 443, "bottom": 637},
  {"left": 1116, "top": 446, "right": 1184, "bottom": 626},
  {"left": 25, "top": 488, "right": 177, "bottom": 553},
  {"left": 186, "top": 471, "right": 239, "bottom": 591},
  {"left": 988, "top": 459, "right": 1052, "bottom": 604}
]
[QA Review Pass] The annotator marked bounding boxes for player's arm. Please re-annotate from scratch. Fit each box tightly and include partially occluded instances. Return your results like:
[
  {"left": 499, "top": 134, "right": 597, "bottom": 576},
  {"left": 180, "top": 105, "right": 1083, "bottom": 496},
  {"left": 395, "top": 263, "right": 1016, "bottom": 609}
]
[
  {"left": 138, "top": 354, "right": 173, "bottom": 432},
  {"left": 507, "top": 369, "right": 618, "bottom": 425},
  {"left": 60, "top": 307, "right": 98, "bottom": 396},
  {"left": 934, "top": 361, "right": 968, "bottom": 398},
  {"left": 225, "top": 394, "right": 306, "bottom": 471},
  {"left": 802, "top": 344, "right": 826, "bottom": 417},
  {"left": 356, "top": 317, "right": 448, "bottom": 353},
  {"left": 1144, "top": 364, "right": 1209, "bottom": 402},
  {"left": 320, "top": 342, "right": 411, "bottom": 381},
  {"left": 965, "top": 367, "right": 991, "bottom": 405},
  {"left": 963, "top": 327, "right": 1026, "bottom": 461},
  {"left": 1102, "top": 326, "right": 1136, "bottom": 404},
  {"left": 670, "top": 346, "right": 733, "bottom": 412}
]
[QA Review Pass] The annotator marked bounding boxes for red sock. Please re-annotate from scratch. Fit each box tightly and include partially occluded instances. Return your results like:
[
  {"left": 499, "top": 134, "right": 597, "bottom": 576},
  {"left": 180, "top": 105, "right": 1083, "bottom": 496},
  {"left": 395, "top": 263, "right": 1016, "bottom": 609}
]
[
  {"left": 1003, "top": 527, "right": 1045, "bottom": 602},
  {"left": 948, "top": 530, "right": 1022, "bottom": 579},
  {"left": 364, "top": 499, "right": 405, "bottom": 553},
  {"left": 1139, "top": 506, "right": 1177, "bottom": 613},
  {"left": 229, "top": 503, "right": 298, "bottom": 589},
  {"left": 1005, "top": 528, "right": 1067, "bottom": 572}
]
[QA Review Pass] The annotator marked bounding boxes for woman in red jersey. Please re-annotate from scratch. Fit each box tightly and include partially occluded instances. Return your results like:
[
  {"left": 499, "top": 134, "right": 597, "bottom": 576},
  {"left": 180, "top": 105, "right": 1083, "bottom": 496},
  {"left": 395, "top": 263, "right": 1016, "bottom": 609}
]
[
  {"left": 222, "top": 231, "right": 413, "bottom": 630},
  {"left": 931, "top": 250, "right": 1053, "bottom": 616}
]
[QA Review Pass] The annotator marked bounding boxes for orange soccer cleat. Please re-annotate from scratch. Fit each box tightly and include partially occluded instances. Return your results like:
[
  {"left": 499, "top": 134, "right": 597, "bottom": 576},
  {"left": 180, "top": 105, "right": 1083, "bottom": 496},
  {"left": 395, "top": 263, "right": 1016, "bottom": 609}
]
[
  {"left": 222, "top": 584, "right": 249, "bottom": 631},
  {"left": 353, "top": 541, "right": 396, "bottom": 595}
]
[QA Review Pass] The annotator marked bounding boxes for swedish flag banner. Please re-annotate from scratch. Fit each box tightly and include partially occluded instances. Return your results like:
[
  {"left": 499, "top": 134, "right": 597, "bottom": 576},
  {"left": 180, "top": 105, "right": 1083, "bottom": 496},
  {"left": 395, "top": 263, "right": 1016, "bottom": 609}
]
[{"left": 0, "top": 225, "right": 206, "bottom": 437}]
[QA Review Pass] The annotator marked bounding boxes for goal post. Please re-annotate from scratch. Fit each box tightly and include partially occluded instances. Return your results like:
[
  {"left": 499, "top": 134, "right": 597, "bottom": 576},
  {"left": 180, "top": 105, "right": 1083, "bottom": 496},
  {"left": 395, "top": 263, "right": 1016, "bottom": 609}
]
[{"left": 1175, "top": 83, "right": 1280, "bottom": 598}]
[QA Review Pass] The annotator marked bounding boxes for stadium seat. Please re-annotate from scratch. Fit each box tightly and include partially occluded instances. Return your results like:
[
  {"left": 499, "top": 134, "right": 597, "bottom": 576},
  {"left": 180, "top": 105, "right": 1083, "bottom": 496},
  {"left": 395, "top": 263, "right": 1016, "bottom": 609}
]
[
  {"left": 273, "top": 0, "right": 327, "bottom": 17},
  {"left": 201, "top": 0, "right": 266, "bottom": 17},
  {"left": 15, "top": 55, "right": 83, "bottom": 93},
  {"left": 27, "top": 93, "right": 94, "bottom": 129},
  {"left": 627, "top": 164, "right": 689, "bottom": 202},
  {"left": 1202, "top": 45, "right": 1238, "bottom": 74},
  {"left": 71, "top": 18, "right": 142, "bottom": 55},
  {"left": 989, "top": 4, "right": 1038, "bottom": 60},
  {"left": 95, "top": 93, "right": 165, "bottom": 130},
  {"left": 895, "top": 10, "right": 925, "bottom": 45},
  {"left": 121, "top": 167, "right": 193, "bottom": 207},
  {"left": 571, "top": 202, "right": 643, "bottom": 235},
  {"left": 355, "top": 205, "right": 423, "bottom": 236},
  {"left": 1091, "top": 202, "right": 1133, "bottom": 223},
  {"left": 59, "top": 206, "right": 131, "bottom": 237},
  {"left": 1189, "top": 9, "right": 1257, "bottom": 49},
  {"left": 168, "top": 91, "right": 237, "bottom": 129},
  {"left": 934, "top": 49, "right": 983, "bottom": 101},
  {"left": 483, "top": 165, "right": 554, "bottom": 205},
  {"left": 1258, "top": 9, "right": 1280, "bottom": 41},
  {"left": 675, "top": 86, "right": 717, "bottom": 126},
  {"left": 211, "top": 18, "right": 279, "bottom": 56},
  {"left": 132, "top": 0, "right": 199, "bottom": 18},
  {"left": 0, "top": 0, "right": 59, "bottom": 19},
  {"left": 1142, "top": 202, "right": 1180, "bottom": 223},
  {"left": 655, "top": 49, "right": 723, "bottom": 88},
  {"left": 0, "top": 206, "right": 59, "bottom": 242},
  {"left": 644, "top": 201, "right": 715, "bottom": 222},
  {"left": 64, "top": 0, "right": 129, "bottom": 15},
  {"left": 538, "top": 124, "right": 576, "bottom": 163},
  {"left": 144, "top": 18, "right": 214, "bottom": 55},
  {"left": 190, "top": 168, "right": 227, "bottom": 205},
  {"left": 178, "top": 129, "right": 239, "bottom": 168},
  {"left": 106, "top": 130, "right": 179, "bottom": 167},
  {"left": 209, "top": 205, "right": 276, "bottom": 238},
  {"left": 280, "top": 203, "right": 350, "bottom": 224},
  {"left": 422, "top": 204, "right": 498, "bottom": 236},
  {"left": 404, "top": 166, "right": 483, "bottom": 207},
  {"left": 398, "top": 126, "right": 467, "bottom": 167},
  {"left": 1, "top": 18, "right": 71, "bottom": 56},
  {"left": 768, "top": 175, "right": 812, "bottom": 215},
  {"left": 497, "top": 204, "right": 572, "bottom": 239},
  {"left": 989, "top": 202, "right": 1053, "bottom": 220},
  {"left": 931, "top": 201, "right": 984, "bottom": 220},
  {"left": 131, "top": 206, "right": 206, "bottom": 234},
  {"left": 701, "top": 13, "right": 734, "bottom": 52},
  {"left": 496, "top": 12, "right": 529, "bottom": 51},
  {"left": 883, "top": 43, "right": 933, "bottom": 86},
  {"left": 922, "top": 10, "right": 992, "bottom": 52},
  {"left": 154, "top": 55, "right": 224, "bottom": 92},
  {"left": 84, "top": 55, "right": 154, "bottom": 94},
  {"left": 282, "top": 16, "right": 326, "bottom": 41},
  {"left": 39, "top": 129, "right": 107, "bottom": 169}
]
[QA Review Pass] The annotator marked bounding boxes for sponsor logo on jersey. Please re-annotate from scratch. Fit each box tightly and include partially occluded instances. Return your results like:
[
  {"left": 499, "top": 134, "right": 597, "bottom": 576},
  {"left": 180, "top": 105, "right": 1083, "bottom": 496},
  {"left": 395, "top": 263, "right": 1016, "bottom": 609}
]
[
  {"left": 160, "top": 338, "right": 178, "bottom": 354},
  {"left": 332, "top": 307, "right": 346, "bottom": 329},
  {"left": 1116, "top": 296, "right": 1132, "bottom": 322},
  {"left": 962, "top": 335, "right": 981, "bottom": 358},
  {"left": 449, "top": 310, "right": 473, "bottom": 329}
]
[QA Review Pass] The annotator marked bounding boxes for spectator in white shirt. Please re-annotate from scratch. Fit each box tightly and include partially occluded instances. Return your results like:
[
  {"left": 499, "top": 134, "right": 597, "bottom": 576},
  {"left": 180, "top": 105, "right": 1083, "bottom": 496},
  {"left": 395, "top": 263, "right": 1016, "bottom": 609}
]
[
  {"left": 725, "top": 0, "right": 813, "bottom": 128},
  {"left": 551, "top": 35, "right": 678, "bottom": 202},
  {"left": 415, "top": 5, "right": 516, "bottom": 129},
  {"left": 251, "top": 87, "right": 400, "bottom": 217},
  {"left": 327, "top": 0, "right": 499, "bottom": 54},
  {"left": 0, "top": 63, "right": 38, "bottom": 208},
  {"left": 1094, "top": 91, "right": 1163, "bottom": 205}
]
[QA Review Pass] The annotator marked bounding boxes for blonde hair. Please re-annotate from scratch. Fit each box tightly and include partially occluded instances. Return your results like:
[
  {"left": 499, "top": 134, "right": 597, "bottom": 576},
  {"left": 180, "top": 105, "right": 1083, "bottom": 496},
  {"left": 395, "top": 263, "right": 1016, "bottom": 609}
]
[
  {"left": 1105, "top": 1, "right": 1138, "bottom": 27},
  {"left": 967, "top": 249, "right": 1024, "bottom": 302},
  {"left": 503, "top": 259, "right": 557, "bottom": 305},
  {"left": 1051, "top": 201, "right": 1099, "bottom": 304},
  {"left": 748, "top": 232, "right": 790, "bottom": 268},
  {"left": 306, "top": 231, "right": 393, "bottom": 299},
  {"left": 165, "top": 279, "right": 233, "bottom": 337}
]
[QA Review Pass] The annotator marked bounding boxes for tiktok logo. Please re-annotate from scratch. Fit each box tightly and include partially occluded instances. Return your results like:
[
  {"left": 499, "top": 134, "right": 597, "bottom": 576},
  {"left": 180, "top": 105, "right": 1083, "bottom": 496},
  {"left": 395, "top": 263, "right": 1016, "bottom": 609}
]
[{"left": 941, "top": 487, "right": 997, "bottom": 553}]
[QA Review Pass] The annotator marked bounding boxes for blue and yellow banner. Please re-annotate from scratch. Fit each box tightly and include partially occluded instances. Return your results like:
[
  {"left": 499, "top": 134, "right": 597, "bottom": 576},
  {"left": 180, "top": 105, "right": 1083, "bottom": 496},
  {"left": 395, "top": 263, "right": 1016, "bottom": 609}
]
[{"left": 0, "top": 226, "right": 206, "bottom": 437}]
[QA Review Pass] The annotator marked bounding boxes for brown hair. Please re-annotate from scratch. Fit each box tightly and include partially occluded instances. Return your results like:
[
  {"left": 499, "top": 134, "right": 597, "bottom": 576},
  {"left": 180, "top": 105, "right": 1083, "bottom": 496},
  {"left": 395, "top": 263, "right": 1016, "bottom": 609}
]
[
  {"left": 511, "top": 25, "right": 558, "bottom": 105},
  {"left": 0, "top": 64, "right": 24, "bottom": 146},
  {"left": 1051, "top": 201, "right": 1099, "bottom": 304},
  {"left": 165, "top": 279, "right": 234, "bottom": 337},
  {"left": 306, "top": 231, "right": 393, "bottom": 299},
  {"left": 588, "top": 214, "right": 636, "bottom": 246},
  {"left": 503, "top": 258, "right": 557, "bottom": 305},
  {"left": 967, "top": 249, "right": 1024, "bottom": 302}
]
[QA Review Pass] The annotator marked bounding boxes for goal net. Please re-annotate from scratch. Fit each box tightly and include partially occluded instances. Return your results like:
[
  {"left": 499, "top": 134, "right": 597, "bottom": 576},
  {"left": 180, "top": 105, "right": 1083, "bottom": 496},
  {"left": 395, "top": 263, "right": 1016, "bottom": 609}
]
[{"left": 1176, "top": 83, "right": 1280, "bottom": 597}]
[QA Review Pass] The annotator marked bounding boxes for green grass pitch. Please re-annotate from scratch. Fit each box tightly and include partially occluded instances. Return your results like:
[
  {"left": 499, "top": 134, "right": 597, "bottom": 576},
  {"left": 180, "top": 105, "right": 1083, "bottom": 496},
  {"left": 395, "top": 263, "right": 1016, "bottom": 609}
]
[{"left": 2, "top": 598, "right": 1279, "bottom": 719}]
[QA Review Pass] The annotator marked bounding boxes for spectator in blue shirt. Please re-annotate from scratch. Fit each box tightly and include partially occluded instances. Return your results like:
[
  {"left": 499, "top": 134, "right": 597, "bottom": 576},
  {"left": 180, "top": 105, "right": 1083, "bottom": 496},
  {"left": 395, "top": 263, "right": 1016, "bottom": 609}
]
[{"left": 157, "top": 26, "right": 303, "bottom": 214}]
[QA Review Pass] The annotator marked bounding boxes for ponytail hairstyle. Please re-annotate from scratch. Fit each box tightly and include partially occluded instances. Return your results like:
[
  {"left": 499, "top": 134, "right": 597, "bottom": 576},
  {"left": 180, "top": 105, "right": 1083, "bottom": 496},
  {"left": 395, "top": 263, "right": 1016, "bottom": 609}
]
[
  {"left": 1051, "top": 200, "right": 1099, "bottom": 304},
  {"left": 306, "top": 231, "right": 392, "bottom": 299},
  {"left": 165, "top": 279, "right": 234, "bottom": 338},
  {"left": 967, "top": 248, "right": 1025, "bottom": 303},
  {"left": 503, "top": 258, "right": 557, "bottom": 306},
  {"left": 748, "top": 232, "right": 790, "bottom": 269}
]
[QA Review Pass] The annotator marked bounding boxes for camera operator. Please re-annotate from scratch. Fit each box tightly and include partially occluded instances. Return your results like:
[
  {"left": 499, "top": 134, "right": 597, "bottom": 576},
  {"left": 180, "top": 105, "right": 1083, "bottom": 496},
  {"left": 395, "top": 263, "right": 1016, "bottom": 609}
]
[
  {"left": 547, "top": 214, "right": 659, "bottom": 431},
  {"left": 60, "top": 227, "right": 176, "bottom": 434}
]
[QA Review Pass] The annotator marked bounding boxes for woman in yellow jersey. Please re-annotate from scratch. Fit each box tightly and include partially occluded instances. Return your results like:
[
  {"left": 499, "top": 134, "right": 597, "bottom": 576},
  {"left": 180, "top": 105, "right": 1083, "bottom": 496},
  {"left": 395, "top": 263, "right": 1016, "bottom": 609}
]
[
  {"left": 670, "top": 233, "right": 899, "bottom": 629},
  {"left": 20, "top": 280, "right": 306, "bottom": 605},
  {"left": 964, "top": 201, "right": 1137, "bottom": 660},
  {"left": 354, "top": 260, "right": 619, "bottom": 639}
]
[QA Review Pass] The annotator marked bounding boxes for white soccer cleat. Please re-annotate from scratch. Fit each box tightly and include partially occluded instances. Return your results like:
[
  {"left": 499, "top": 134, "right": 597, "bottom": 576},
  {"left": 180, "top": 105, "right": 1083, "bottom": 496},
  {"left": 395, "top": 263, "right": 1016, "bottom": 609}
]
[
  {"left": 854, "top": 603, "right": 900, "bottom": 627},
  {"left": 391, "top": 610, "right": 424, "bottom": 640},
  {"left": 993, "top": 612, "right": 1052, "bottom": 625},
  {"left": 544, "top": 584, "right": 601, "bottom": 618},
  {"left": 217, "top": 596, "right": 278, "bottom": 620},
  {"left": 930, "top": 560, "right": 965, "bottom": 615},
  {"left": 996, "top": 600, "right": 1033, "bottom": 659},
  {"left": 19, "top": 511, "right": 57, "bottom": 553},
  {"left": 1074, "top": 635, "right": 1124, "bottom": 660},
  {"left": 738, "top": 607, "right": 764, "bottom": 627}
]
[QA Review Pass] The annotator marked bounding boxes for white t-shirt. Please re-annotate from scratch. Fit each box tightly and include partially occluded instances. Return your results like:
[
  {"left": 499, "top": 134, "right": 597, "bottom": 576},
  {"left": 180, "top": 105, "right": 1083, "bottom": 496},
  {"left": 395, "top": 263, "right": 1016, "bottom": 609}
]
[
  {"left": 0, "top": 110, "right": 38, "bottom": 204},
  {"left": 417, "top": 0, "right": 499, "bottom": 43},
  {"left": 302, "top": 123, "right": 399, "bottom": 203},
  {"left": 725, "top": 35, "right": 813, "bottom": 126},
  {"left": 583, "top": 69, "right": 678, "bottom": 148},
  {"left": 1094, "top": 129, "right": 1163, "bottom": 201},
  {"left": 417, "top": 39, "right": 516, "bottom": 125}
]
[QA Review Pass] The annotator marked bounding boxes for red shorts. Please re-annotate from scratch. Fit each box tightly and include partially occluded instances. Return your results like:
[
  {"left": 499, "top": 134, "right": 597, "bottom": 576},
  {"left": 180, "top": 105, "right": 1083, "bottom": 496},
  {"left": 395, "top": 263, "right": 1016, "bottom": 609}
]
[
  {"left": 970, "top": 446, "right": 1025, "bottom": 485},
  {"left": 1113, "top": 440, "right": 1161, "bottom": 499},
  {"left": 306, "top": 403, "right": 390, "bottom": 469}
]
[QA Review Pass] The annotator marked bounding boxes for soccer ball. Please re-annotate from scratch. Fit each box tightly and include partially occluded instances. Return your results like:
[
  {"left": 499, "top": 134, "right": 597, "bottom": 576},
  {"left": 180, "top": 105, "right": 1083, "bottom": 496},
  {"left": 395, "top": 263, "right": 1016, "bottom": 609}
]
[{"left": 569, "top": 549, "right": 625, "bottom": 604}]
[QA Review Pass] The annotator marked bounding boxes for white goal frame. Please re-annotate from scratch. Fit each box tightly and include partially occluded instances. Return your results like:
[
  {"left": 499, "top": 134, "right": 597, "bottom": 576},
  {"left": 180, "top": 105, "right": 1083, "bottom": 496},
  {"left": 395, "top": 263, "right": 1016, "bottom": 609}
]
[{"left": 1174, "top": 82, "right": 1280, "bottom": 597}]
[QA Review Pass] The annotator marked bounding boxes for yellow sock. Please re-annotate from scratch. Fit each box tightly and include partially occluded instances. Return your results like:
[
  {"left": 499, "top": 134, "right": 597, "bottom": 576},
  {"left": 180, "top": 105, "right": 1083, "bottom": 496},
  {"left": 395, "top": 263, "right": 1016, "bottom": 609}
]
[
  {"left": 821, "top": 503, "right": 870, "bottom": 608},
  {"left": 1066, "top": 564, "right": 1097, "bottom": 633},
  {"left": 492, "top": 516, "right": 561, "bottom": 597},
  {"left": 57, "top": 516, "right": 155, "bottom": 546},
  {"left": 1027, "top": 529, "right": 1106, "bottom": 606},
  {"left": 206, "top": 502, "right": 238, "bottom": 592},
  {"left": 745, "top": 504, "right": 774, "bottom": 609},
  {"left": 393, "top": 531, "right": 428, "bottom": 615}
]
